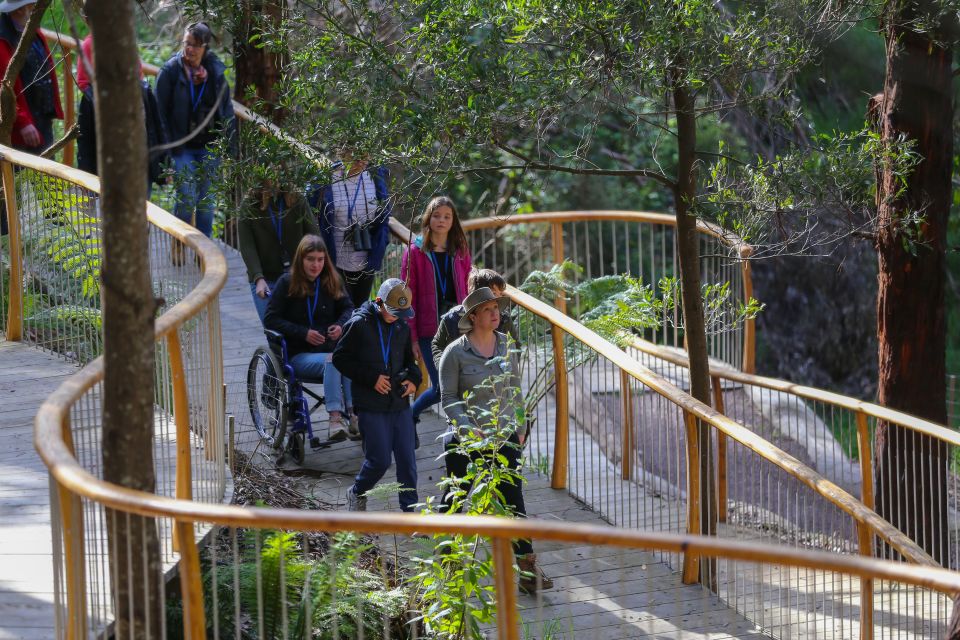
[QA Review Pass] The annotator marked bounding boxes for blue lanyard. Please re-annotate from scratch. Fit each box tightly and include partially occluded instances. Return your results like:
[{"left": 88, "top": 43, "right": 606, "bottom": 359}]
[
  {"left": 267, "top": 197, "right": 284, "bottom": 247},
  {"left": 187, "top": 66, "right": 207, "bottom": 113},
  {"left": 307, "top": 284, "right": 321, "bottom": 328},
  {"left": 341, "top": 173, "right": 365, "bottom": 224},
  {"left": 376, "top": 317, "right": 394, "bottom": 371},
  {"left": 429, "top": 251, "right": 450, "bottom": 300}
]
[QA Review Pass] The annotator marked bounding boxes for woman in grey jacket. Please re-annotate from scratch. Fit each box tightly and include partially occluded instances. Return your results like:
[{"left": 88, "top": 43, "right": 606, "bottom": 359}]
[{"left": 438, "top": 287, "right": 553, "bottom": 594}]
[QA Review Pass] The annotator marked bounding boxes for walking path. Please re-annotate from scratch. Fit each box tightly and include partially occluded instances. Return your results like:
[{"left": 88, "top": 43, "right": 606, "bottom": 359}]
[
  {"left": 218, "top": 246, "right": 767, "bottom": 639},
  {"left": 3, "top": 243, "right": 937, "bottom": 639},
  {"left": 0, "top": 341, "right": 76, "bottom": 640}
]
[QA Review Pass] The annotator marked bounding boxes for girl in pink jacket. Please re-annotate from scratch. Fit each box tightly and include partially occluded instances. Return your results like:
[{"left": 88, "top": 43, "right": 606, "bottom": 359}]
[{"left": 401, "top": 196, "right": 472, "bottom": 441}]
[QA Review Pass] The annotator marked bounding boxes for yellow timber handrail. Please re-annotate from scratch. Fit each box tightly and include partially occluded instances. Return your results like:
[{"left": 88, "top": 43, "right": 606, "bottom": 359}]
[
  {"left": 460, "top": 209, "right": 747, "bottom": 247},
  {"left": 19, "top": 29, "right": 957, "bottom": 639},
  {"left": 458, "top": 209, "right": 757, "bottom": 372},
  {"left": 504, "top": 285, "right": 936, "bottom": 568},
  {"left": 628, "top": 335, "right": 960, "bottom": 448}
]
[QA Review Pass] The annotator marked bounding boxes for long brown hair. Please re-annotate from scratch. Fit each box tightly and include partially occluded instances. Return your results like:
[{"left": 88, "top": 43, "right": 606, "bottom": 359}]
[
  {"left": 289, "top": 235, "right": 345, "bottom": 299},
  {"left": 420, "top": 196, "right": 467, "bottom": 256}
]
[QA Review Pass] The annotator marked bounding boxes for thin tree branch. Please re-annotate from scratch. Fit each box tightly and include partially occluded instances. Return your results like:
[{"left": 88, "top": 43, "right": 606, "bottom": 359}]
[
  {"left": 494, "top": 140, "right": 677, "bottom": 188},
  {"left": 39, "top": 123, "right": 79, "bottom": 159}
]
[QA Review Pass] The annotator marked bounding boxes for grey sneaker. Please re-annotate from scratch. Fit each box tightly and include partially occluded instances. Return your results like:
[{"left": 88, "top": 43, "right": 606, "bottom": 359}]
[
  {"left": 347, "top": 413, "right": 361, "bottom": 440},
  {"left": 346, "top": 486, "right": 367, "bottom": 512}
]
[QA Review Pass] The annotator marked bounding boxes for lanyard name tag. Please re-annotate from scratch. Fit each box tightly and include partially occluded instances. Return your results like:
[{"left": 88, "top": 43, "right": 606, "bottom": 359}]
[{"left": 268, "top": 199, "right": 289, "bottom": 267}]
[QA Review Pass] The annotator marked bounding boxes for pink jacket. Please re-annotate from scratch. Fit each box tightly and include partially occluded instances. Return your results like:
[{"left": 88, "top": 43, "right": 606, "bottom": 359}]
[{"left": 401, "top": 237, "right": 471, "bottom": 341}]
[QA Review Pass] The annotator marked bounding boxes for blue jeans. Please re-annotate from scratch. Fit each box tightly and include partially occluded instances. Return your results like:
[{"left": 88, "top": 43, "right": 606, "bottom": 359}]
[
  {"left": 411, "top": 337, "right": 439, "bottom": 420},
  {"left": 249, "top": 280, "right": 276, "bottom": 325},
  {"left": 352, "top": 407, "right": 418, "bottom": 512},
  {"left": 172, "top": 147, "right": 219, "bottom": 238},
  {"left": 289, "top": 352, "right": 353, "bottom": 413}
]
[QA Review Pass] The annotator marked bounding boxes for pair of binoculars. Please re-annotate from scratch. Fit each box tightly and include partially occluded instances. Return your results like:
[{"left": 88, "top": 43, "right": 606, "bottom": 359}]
[{"left": 345, "top": 222, "right": 373, "bottom": 251}]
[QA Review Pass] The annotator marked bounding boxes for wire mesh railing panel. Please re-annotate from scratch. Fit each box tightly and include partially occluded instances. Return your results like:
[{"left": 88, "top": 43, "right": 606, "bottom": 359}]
[
  {"left": 465, "top": 215, "right": 748, "bottom": 372},
  {"left": 467, "top": 223, "right": 555, "bottom": 286},
  {"left": 514, "top": 306, "right": 558, "bottom": 483},
  {"left": 727, "top": 380, "right": 862, "bottom": 496},
  {"left": 14, "top": 168, "right": 103, "bottom": 362},
  {"left": 864, "top": 417, "right": 959, "bottom": 571},
  {"left": 699, "top": 232, "right": 746, "bottom": 370}
]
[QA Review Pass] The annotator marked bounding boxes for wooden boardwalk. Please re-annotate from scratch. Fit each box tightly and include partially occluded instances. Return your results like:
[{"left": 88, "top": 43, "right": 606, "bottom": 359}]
[
  {"left": 4, "top": 243, "right": 938, "bottom": 639},
  {"left": 218, "top": 246, "right": 768, "bottom": 639},
  {"left": 0, "top": 341, "right": 78, "bottom": 640}
]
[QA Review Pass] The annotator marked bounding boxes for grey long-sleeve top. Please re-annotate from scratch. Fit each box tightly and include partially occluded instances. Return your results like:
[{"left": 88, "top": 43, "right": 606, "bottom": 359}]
[{"left": 438, "top": 332, "right": 522, "bottom": 438}]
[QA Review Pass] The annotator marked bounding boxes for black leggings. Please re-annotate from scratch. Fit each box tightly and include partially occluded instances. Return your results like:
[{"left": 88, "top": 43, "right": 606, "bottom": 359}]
[
  {"left": 338, "top": 269, "right": 375, "bottom": 309},
  {"left": 442, "top": 432, "right": 533, "bottom": 557}
]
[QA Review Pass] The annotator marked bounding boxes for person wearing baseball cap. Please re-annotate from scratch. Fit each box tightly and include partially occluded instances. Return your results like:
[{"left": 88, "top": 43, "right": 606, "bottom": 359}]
[{"left": 333, "top": 278, "right": 422, "bottom": 512}]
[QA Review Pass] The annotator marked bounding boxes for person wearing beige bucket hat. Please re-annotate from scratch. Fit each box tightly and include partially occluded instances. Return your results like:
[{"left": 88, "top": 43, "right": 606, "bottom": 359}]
[{"left": 437, "top": 287, "right": 554, "bottom": 594}]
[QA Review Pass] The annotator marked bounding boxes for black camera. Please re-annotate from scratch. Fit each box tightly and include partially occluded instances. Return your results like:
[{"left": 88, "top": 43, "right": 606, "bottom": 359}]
[
  {"left": 345, "top": 222, "right": 373, "bottom": 251},
  {"left": 391, "top": 372, "right": 411, "bottom": 398}
]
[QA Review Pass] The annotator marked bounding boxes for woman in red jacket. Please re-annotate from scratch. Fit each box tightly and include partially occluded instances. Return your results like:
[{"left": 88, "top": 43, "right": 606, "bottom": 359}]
[
  {"left": 0, "top": 0, "right": 63, "bottom": 152},
  {"left": 400, "top": 196, "right": 472, "bottom": 442}
]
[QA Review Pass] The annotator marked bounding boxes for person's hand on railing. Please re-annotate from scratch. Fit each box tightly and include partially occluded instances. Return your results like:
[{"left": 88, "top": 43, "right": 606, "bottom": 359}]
[{"left": 19, "top": 124, "right": 42, "bottom": 148}]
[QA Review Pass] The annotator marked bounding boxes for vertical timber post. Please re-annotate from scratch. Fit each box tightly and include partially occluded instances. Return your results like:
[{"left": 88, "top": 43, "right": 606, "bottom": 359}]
[
  {"left": 550, "top": 322, "right": 569, "bottom": 490},
  {"left": 712, "top": 375, "right": 727, "bottom": 523},
  {"left": 3, "top": 160, "right": 22, "bottom": 341},
  {"left": 681, "top": 410, "right": 702, "bottom": 584},
  {"left": 620, "top": 369, "right": 634, "bottom": 481}
]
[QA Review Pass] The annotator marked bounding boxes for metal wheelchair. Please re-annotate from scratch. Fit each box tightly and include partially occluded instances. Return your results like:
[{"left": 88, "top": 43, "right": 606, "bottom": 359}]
[{"left": 246, "top": 330, "right": 333, "bottom": 465}]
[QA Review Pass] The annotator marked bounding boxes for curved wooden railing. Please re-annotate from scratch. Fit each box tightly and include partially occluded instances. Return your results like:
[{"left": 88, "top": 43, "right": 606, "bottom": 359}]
[
  {"left": 11, "top": 29, "right": 958, "bottom": 640},
  {"left": 626, "top": 334, "right": 960, "bottom": 566},
  {"left": 394, "top": 210, "right": 756, "bottom": 372}
]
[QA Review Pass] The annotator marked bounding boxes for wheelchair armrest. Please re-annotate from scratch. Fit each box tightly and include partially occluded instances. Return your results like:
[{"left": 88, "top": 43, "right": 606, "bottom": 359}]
[{"left": 264, "top": 330, "right": 288, "bottom": 362}]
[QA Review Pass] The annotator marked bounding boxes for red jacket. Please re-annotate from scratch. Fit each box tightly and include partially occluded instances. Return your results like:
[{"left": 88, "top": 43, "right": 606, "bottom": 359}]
[
  {"left": 75, "top": 35, "right": 94, "bottom": 92},
  {"left": 0, "top": 26, "right": 64, "bottom": 148},
  {"left": 401, "top": 236, "right": 471, "bottom": 342}
]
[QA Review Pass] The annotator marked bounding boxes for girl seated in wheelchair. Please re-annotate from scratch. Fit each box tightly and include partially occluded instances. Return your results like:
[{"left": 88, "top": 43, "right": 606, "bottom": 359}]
[{"left": 264, "top": 235, "right": 356, "bottom": 441}]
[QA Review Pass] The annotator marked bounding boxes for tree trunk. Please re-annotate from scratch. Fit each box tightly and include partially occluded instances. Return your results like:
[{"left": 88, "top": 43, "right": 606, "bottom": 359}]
[
  {"left": 85, "top": 1, "right": 162, "bottom": 636},
  {"left": 873, "top": 0, "right": 952, "bottom": 565},
  {"left": 233, "top": 0, "right": 287, "bottom": 122},
  {"left": 672, "top": 74, "right": 717, "bottom": 589}
]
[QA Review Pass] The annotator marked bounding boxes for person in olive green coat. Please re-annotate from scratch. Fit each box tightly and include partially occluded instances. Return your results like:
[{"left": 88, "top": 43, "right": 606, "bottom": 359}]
[{"left": 238, "top": 186, "right": 321, "bottom": 323}]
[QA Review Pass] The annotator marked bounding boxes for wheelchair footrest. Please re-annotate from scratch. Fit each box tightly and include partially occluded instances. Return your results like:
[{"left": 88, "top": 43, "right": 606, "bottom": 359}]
[{"left": 310, "top": 437, "right": 331, "bottom": 450}]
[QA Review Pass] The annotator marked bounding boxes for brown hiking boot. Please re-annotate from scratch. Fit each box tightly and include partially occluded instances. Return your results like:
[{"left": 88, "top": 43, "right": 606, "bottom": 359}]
[{"left": 517, "top": 553, "right": 554, "bottom": 594}]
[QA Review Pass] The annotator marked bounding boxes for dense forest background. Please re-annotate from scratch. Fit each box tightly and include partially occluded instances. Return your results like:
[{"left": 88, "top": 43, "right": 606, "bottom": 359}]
[{"left": 41, "top": 3, "right": 959, "bottom": 401}]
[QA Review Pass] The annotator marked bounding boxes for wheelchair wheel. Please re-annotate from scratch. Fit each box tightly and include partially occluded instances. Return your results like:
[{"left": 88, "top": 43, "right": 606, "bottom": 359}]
[
  {"left": 289, "top": 431, "right": 305, "bottom": 465},
  {"left": 247, "top": 346, "right": 287, "bottom": 449}
]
